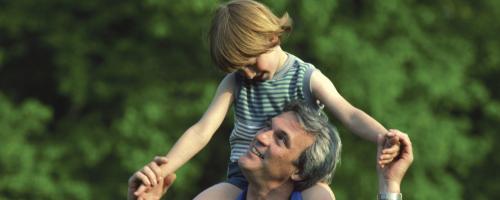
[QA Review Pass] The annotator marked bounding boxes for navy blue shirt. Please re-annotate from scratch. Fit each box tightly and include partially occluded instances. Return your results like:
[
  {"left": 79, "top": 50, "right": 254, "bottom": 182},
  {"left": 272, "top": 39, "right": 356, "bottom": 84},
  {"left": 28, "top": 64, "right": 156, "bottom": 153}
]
[{"left": 236, "top": 188, "right": 302, "bottom": 200}]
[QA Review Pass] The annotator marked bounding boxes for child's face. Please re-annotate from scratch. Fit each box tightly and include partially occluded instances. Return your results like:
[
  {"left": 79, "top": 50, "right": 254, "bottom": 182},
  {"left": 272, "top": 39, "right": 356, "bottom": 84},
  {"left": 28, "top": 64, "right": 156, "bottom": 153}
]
[{"left": 238, "top": 46, "right": 285, "bottom": 81}]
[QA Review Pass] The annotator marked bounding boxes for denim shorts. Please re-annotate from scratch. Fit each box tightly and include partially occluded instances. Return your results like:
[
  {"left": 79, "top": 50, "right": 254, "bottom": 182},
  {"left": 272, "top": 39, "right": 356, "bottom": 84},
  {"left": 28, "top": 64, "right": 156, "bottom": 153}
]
[{"left": 224, "top": 161, "right": 248, "bottom": 190}]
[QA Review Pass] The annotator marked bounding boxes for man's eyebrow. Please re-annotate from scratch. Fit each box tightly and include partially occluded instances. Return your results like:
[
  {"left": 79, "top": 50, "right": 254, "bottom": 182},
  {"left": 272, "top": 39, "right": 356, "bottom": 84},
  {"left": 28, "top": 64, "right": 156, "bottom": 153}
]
[{"left": 270, "top": 117, "right": 291, "bottom": 148}]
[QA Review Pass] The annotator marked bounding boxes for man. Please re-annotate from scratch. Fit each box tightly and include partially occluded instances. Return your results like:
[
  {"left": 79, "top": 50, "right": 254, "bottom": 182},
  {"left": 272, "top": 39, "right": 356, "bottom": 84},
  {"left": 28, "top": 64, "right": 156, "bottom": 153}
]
[{"left": 128, "top": 101, "right": 412, "bottom": 200}]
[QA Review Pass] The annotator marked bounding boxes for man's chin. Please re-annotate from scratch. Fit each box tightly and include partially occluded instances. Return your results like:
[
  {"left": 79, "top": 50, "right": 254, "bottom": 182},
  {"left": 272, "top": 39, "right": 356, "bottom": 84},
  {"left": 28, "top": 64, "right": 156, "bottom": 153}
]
[{"left": 238, "top": 152, "right": 261, "bottom": 170}]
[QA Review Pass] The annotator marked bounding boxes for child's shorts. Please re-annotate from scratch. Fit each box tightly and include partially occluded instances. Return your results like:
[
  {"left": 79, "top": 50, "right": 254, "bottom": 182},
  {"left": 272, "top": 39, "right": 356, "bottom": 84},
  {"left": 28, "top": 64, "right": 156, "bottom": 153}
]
[{"left": 224, "top": 161, "right": 248, "bottom": 190}]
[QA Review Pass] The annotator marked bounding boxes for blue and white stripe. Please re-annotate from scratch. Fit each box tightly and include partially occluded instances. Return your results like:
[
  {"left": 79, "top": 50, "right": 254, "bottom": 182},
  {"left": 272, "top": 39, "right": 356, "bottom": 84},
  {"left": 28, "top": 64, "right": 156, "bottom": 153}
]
[{"left": 229, "top": 53, "right": 318, "bottom": 161}]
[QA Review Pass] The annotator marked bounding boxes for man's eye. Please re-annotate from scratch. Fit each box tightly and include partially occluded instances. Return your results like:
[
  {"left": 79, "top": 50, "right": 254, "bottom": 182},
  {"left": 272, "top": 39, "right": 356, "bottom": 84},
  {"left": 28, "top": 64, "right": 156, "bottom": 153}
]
[{"left": 276, "top": 132, "right": 287, "bottom": 143}]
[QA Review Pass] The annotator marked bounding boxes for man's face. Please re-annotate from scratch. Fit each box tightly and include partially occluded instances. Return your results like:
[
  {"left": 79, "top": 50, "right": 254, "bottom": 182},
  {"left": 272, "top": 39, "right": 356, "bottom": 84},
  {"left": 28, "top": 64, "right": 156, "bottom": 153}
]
[{"left": 238, "top": 111, "right": 315, "bottom": 182}]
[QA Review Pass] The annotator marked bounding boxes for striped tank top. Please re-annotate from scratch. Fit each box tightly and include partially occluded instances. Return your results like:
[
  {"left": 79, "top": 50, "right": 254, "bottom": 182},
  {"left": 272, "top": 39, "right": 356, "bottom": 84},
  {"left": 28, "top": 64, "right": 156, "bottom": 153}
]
[{"left": 229, "top": 53, "right": 318, "bottom": 161}]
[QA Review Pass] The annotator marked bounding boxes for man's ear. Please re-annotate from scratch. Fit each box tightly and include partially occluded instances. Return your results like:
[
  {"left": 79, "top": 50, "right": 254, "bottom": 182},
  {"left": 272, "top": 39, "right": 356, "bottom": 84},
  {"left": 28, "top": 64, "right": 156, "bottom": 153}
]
[{"left": 291, "top": 169, "right": 304, "bottom": 182}]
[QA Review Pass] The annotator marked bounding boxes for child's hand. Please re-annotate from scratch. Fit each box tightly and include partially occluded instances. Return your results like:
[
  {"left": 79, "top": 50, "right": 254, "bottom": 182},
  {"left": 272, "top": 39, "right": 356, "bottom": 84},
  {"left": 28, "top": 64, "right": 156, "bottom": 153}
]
[
  {"left": 136, "top": 173, "right": 177, "bottom": 200},
  {"left": 378, "top": 130, "right": 401, "bottom": 168},
  {"left": 133, "top": 156, "right": 170, "bottom": 197}
]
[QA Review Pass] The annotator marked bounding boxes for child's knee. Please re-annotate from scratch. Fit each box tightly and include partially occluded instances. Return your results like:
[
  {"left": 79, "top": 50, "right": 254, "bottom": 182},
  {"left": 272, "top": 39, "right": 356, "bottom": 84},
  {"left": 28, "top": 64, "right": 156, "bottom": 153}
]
[{"left": 301, "top": 182, "right": 335, "bottom": 200}]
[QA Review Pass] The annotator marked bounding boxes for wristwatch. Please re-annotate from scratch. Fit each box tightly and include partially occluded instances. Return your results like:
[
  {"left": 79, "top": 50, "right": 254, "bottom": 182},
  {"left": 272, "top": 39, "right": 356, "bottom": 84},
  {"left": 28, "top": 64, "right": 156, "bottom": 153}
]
[{"left": 378, "top": 193, "right": 402, "bottom": 200}]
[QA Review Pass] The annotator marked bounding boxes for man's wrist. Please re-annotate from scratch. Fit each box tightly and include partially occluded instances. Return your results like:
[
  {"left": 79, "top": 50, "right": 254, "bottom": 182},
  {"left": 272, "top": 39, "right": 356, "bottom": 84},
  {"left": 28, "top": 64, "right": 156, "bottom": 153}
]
[
  {"left": 378, "top": 179, "right": 401, "bottom": 193},
  {"left": 378, "top": 192, "right": 402, "bottom": 200}
]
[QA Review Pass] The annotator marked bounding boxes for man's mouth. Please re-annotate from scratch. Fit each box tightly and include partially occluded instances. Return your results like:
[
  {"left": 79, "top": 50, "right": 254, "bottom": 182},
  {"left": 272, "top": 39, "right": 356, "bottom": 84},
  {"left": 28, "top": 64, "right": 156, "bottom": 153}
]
[{"left": 250, "top": 146, "right": 264, "bottom": 159}]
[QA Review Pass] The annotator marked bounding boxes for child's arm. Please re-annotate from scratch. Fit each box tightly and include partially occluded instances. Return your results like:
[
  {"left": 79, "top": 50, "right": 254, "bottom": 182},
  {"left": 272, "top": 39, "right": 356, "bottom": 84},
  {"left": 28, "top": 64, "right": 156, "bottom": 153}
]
[
  {"left": 310, "top": 70, "right": 387, "bottom": 142},
  {"left": 161, "top": 73, "right": 235, "bottom": 173},
  {"left": 135, "top": 73, "right": 236, "bottom": 193}
]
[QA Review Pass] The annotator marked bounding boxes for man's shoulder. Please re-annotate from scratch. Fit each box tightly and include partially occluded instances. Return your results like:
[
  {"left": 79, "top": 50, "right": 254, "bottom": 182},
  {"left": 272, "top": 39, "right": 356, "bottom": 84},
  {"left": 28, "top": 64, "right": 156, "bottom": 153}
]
[{"left": 299, "top": 183, "right": 335, "bottom": 200}]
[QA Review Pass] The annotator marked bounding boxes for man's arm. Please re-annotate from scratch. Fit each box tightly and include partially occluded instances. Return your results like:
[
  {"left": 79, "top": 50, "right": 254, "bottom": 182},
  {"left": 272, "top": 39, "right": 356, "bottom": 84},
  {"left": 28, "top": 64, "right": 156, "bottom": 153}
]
[{"left": 376, "top": 130, "right": 413, "bottom": 199}]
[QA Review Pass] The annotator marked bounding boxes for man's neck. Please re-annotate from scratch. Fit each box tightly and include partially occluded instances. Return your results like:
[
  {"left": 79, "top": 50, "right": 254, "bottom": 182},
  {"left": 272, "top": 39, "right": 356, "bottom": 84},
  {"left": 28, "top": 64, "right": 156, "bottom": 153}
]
[{"left": 245, "top": 181, "right": 294, "bottom": 200}]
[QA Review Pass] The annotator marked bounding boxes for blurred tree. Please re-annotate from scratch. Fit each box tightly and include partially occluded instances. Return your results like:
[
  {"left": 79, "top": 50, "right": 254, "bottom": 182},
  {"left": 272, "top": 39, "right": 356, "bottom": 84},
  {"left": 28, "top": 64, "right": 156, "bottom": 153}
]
[{"left": 0, "top": 0, "right": 498, "bottom": 199}]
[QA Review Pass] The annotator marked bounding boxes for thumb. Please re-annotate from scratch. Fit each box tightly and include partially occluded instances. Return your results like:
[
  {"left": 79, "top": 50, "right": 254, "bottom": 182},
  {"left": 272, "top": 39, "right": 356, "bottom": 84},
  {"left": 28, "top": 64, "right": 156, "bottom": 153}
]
[
  {"left": 164, "top": 174, "right": 177, "bottom": 187},
  {"left": 162, "top": 173, "right": 177, "bottom": 194}
]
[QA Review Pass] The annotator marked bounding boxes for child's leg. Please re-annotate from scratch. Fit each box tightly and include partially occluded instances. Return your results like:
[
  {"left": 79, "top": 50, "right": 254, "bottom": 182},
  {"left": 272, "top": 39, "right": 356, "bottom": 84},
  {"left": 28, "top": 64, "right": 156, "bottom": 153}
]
[
  {"left": 301, "top": 182, "right": 335, "bottom": 200},
  {"left": 193, "top": 182, "right": 242, "bottom": 200}
]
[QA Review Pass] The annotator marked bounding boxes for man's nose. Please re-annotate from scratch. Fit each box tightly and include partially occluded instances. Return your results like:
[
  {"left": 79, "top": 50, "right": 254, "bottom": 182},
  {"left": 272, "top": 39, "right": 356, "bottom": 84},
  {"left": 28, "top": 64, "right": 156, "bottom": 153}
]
[{"left": 255, "top": 130, "right": 271, "bottom": 146}]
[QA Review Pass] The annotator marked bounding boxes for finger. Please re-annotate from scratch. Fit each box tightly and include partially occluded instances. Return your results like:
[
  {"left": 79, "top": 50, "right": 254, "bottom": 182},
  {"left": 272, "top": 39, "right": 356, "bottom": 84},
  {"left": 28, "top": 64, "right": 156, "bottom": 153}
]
[
  {"left": 135, "top": 172, "right": 151, "bottom": 187},
  {"left": 376, "top": 133, "right": 387, "bottom": 166},
  {"left": 382, "top": 144, "right": 400, "bottom": 154},
  {"left": 379, "top": 150, "right": 399, "bottom": 165},
  {"left": 154, "top": 156, "right": 169, "bottom": 165},
  {"left": 399, "top": 133, "right": 413, "bottom": 162},
  {"left": 388, "top": 129, "right": 401, "bottom": 133},
  {"left": 142, "top": 166, "right": 158, "bottom": 187},
  {"left": 148, "top": 162, "right": 163, "bottom": 183},
  {"left": 378, "top": 153, "right": 395, "bottom": 163},
  {"left": 378, "top": 161, "right": 385, "bottom": 169},
  {"left": 380, "top": 148, "right": 399, "bottom": 160},
  {"left": 134, "top": 184, "right": 148, "bottom": 196},
  {"left": 379, "top": 156, "right": 394, "bottom": 164},
  {"left": 382, "top": 147, "right": 400, "bottom": 157},
  {"left": 379, "top": 152, "right": 396, "bottom": 160},
  {"left": 385, "top": 130, "right": 395, "bottom": 137}
]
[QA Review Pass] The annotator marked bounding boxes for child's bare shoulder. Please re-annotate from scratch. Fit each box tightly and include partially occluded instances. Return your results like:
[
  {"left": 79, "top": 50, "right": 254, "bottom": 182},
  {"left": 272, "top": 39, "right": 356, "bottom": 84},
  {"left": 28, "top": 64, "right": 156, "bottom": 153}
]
[{"left": 220, "top": 72, "right": 238, "bottom": 86}]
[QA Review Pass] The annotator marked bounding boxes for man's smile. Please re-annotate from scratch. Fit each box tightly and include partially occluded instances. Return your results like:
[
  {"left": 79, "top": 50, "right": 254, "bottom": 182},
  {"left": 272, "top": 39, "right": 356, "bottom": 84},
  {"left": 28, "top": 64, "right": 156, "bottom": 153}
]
[{"left": 250, "top": 144, "right": 264, "bottom": 159}]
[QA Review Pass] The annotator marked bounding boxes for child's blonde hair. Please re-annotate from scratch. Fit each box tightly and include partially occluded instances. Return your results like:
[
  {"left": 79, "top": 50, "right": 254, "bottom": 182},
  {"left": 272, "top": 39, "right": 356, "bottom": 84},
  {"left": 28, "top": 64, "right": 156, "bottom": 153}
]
[{"left": 209, "top": 0, "right": 292, "bottom": 72}]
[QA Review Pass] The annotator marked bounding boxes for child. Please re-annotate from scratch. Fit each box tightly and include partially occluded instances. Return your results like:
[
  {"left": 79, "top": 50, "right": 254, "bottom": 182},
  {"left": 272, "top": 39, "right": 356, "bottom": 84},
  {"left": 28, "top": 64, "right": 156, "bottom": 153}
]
[{"left": 133, "top": 0, "right": 400, "bottom": 199}]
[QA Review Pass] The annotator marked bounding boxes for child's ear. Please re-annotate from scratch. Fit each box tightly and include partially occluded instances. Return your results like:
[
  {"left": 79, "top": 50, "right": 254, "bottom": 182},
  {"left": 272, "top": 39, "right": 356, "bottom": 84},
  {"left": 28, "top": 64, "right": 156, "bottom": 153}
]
[
  {"left": 270, "top": 34, "right": 279, "bottom": 44},
  {"left": 291, "top": 169, "right": 304, "bottom": 182}
]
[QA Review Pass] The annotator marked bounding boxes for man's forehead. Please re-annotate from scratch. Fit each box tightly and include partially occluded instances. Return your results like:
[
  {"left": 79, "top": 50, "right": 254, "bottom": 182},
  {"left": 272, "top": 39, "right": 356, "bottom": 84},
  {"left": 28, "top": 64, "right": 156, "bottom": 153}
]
[{"left": 273, "top": 111, "right": 300, "bottom": 128}]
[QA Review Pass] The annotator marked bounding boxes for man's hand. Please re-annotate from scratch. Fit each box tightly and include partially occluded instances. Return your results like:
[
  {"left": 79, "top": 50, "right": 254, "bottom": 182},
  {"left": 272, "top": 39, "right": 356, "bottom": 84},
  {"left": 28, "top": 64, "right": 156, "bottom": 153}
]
[
  {"left": 135, "top": 173, "right": 176, "bottom": 200},
  {"left": 378, "top": 130, "right": 401, "bottom": 168},
  {"left": 128, "top": 157, "right": 171, "bottom": 199},
  {"left": 376, "top": 129, "right": 413, "bottom": 193}
]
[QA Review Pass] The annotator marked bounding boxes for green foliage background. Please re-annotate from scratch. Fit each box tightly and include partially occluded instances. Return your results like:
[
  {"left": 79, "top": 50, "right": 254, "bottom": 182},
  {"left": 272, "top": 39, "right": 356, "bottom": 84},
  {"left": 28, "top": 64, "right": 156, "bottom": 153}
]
[{"left": 1, "top": 0, "right": 499, "bottom": 199}]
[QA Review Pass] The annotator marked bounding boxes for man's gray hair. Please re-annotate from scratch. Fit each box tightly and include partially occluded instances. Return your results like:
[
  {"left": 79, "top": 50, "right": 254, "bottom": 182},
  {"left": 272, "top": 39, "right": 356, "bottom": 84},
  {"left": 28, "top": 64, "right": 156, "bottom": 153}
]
[{"left": 283, "top": 100, "right": 342, "bottom": 191}]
